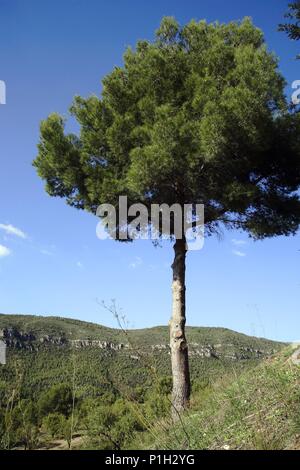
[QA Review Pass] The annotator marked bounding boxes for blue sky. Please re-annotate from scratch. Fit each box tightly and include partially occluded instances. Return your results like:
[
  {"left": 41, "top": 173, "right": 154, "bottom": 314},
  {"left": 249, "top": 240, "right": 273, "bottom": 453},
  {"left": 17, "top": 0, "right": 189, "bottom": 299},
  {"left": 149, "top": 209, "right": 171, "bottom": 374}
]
[{"left": 0, "top": 0, "right": 299, "bottom": 341}]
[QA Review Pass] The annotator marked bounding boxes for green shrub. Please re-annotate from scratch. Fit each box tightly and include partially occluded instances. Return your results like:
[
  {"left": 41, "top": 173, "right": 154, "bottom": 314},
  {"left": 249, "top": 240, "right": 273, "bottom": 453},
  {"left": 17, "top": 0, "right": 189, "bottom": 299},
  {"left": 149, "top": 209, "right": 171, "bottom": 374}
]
[
  {"left": 42, "top": 412, "right": 66, "bottom": 438},
  {"left": 38, "top": 384, "right": 74, "bottom": 418}
]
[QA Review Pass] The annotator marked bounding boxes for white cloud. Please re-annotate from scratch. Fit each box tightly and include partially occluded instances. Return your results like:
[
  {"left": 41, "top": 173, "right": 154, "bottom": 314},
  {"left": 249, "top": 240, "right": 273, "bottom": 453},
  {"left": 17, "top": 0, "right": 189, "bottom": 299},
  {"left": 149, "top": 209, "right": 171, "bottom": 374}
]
[
  {"left": 231, "top": 238, "right": 247, "bottom": 246},
  {"left": 40, "top": 249, "right": 54, "bottom": 256},
  {"left": 0, "top": 244, "right": 11, "bottom": 257},
  {"left": 129, "top": 256, "right": 142, "bottom": 269},
  {"left": 232, "top": 249, "right": 246, "bottom": 257},
  {"left": 0, "top": 223, "right": 27, "bottom": 239},
  {"left": 76, "top": 261, "right": 83, "bottom": 269}
]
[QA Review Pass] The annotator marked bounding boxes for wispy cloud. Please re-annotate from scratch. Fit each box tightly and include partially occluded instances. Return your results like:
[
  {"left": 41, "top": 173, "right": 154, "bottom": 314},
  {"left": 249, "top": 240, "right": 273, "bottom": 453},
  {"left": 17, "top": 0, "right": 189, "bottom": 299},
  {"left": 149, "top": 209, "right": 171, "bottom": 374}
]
[
  {"left": 129, "top": 256, "right": 142, "bottom": 269},
  {"left": 76, "top": 261, "right": 83, "bottom": 269},
  {"left": 0, "top": 223, "right": 27, "bottom": 239},
  {"left": 0, "top": 244, "right": 11, "bottom": 257},
  {"left": 40, "top": 249, "right": 54, "bottom": 256},
  {"left": 231, "top": 238, "right": 247, "bottom": 246},
  {"left": 232, "top": 249, "right": 246, "bottom": 257}
]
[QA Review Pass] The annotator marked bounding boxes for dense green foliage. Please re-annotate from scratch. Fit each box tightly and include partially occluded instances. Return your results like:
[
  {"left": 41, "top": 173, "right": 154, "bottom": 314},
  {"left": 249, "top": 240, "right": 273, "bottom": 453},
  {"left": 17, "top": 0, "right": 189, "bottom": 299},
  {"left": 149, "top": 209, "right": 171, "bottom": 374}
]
[
  {"left": 279, "top": 2, "right": 300, "bottom": 48},
  {"left": 0, "top": 314, "right": 284, "bottom": 449},
  {"left": 38, "top": 384, "right": 74, "bottom": 418},
  {"left": 0, "top": 373, "right": 172, "bottom": 450},
  {"left": 33, "top": 17, "right": 300, "bottom": 239}
]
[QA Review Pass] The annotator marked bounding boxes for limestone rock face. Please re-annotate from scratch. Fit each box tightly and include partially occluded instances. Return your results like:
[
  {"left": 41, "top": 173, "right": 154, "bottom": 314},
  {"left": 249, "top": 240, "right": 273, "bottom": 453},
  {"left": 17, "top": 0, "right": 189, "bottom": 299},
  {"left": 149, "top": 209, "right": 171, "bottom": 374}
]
[
  {"left": 70, "top": 339, "right": 125, "bottom": 350},
  {"left": 1, "top": 327, "right": 66, "bottom": 350},
  {"left": 0, "top": 325, "right": 279, "bottom": 361}
]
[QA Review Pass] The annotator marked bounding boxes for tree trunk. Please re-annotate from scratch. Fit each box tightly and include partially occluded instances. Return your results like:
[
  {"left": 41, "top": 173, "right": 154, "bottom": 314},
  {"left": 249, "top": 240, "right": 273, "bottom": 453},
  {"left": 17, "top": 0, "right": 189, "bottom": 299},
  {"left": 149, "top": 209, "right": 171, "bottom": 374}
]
[{"left": 170, "top": 237, "right": 190, "bottom": 418}]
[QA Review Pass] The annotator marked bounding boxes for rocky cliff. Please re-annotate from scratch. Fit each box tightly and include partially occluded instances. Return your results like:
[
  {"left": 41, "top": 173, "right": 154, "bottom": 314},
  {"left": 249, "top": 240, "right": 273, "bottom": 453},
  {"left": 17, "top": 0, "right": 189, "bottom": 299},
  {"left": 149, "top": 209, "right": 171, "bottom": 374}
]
[{"left": 0, "top": 323, "right": 281, "bottom": 361}]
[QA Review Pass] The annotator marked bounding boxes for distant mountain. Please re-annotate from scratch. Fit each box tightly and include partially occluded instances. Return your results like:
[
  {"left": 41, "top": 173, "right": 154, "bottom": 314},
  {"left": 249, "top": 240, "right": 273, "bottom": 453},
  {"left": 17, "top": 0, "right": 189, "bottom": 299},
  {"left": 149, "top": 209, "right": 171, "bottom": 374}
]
[{"left": 0, "top": 314, "right": 285, "bottom": 398}]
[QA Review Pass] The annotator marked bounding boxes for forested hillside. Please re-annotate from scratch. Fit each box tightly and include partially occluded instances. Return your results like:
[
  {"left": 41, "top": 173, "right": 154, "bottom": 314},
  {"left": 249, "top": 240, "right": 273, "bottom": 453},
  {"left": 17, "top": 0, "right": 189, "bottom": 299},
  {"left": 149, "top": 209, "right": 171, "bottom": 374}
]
[{"left": 0, "top": 314, "right": 285, "bottom": 450}]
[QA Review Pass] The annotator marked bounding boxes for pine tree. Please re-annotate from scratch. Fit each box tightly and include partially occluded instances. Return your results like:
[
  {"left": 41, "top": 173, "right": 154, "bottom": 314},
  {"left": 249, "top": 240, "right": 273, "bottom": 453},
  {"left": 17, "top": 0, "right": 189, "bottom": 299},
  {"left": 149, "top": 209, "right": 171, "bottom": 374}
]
[{"left": 33, "top": 17, "right": 300, "bottom": 414}]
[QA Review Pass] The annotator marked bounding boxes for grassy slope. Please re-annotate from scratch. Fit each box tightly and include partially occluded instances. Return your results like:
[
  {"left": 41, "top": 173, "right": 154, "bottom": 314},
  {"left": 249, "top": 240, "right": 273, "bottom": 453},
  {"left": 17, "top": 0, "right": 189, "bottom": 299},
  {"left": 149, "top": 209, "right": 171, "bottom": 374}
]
[{"left": 141, "top": 346, "right": 300, "bottom": 450}]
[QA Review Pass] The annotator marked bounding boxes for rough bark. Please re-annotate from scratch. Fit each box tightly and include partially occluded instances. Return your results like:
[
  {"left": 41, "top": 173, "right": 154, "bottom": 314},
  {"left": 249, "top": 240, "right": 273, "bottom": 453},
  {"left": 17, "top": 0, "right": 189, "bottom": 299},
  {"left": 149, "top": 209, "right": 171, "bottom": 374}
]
[{"left": 170, "top": 237, "right": 190, "bottom": 418}]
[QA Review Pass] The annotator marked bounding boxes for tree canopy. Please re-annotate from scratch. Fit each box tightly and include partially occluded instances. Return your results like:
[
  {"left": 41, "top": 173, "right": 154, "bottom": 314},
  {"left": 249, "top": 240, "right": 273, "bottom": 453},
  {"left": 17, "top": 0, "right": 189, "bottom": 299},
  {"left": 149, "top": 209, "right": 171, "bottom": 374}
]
[
  {"left": 279, "top": 1, "right": 300, "bottom": 46},
  {"left": 34, "top": 17, "right": 300, "bottom": 240}
]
